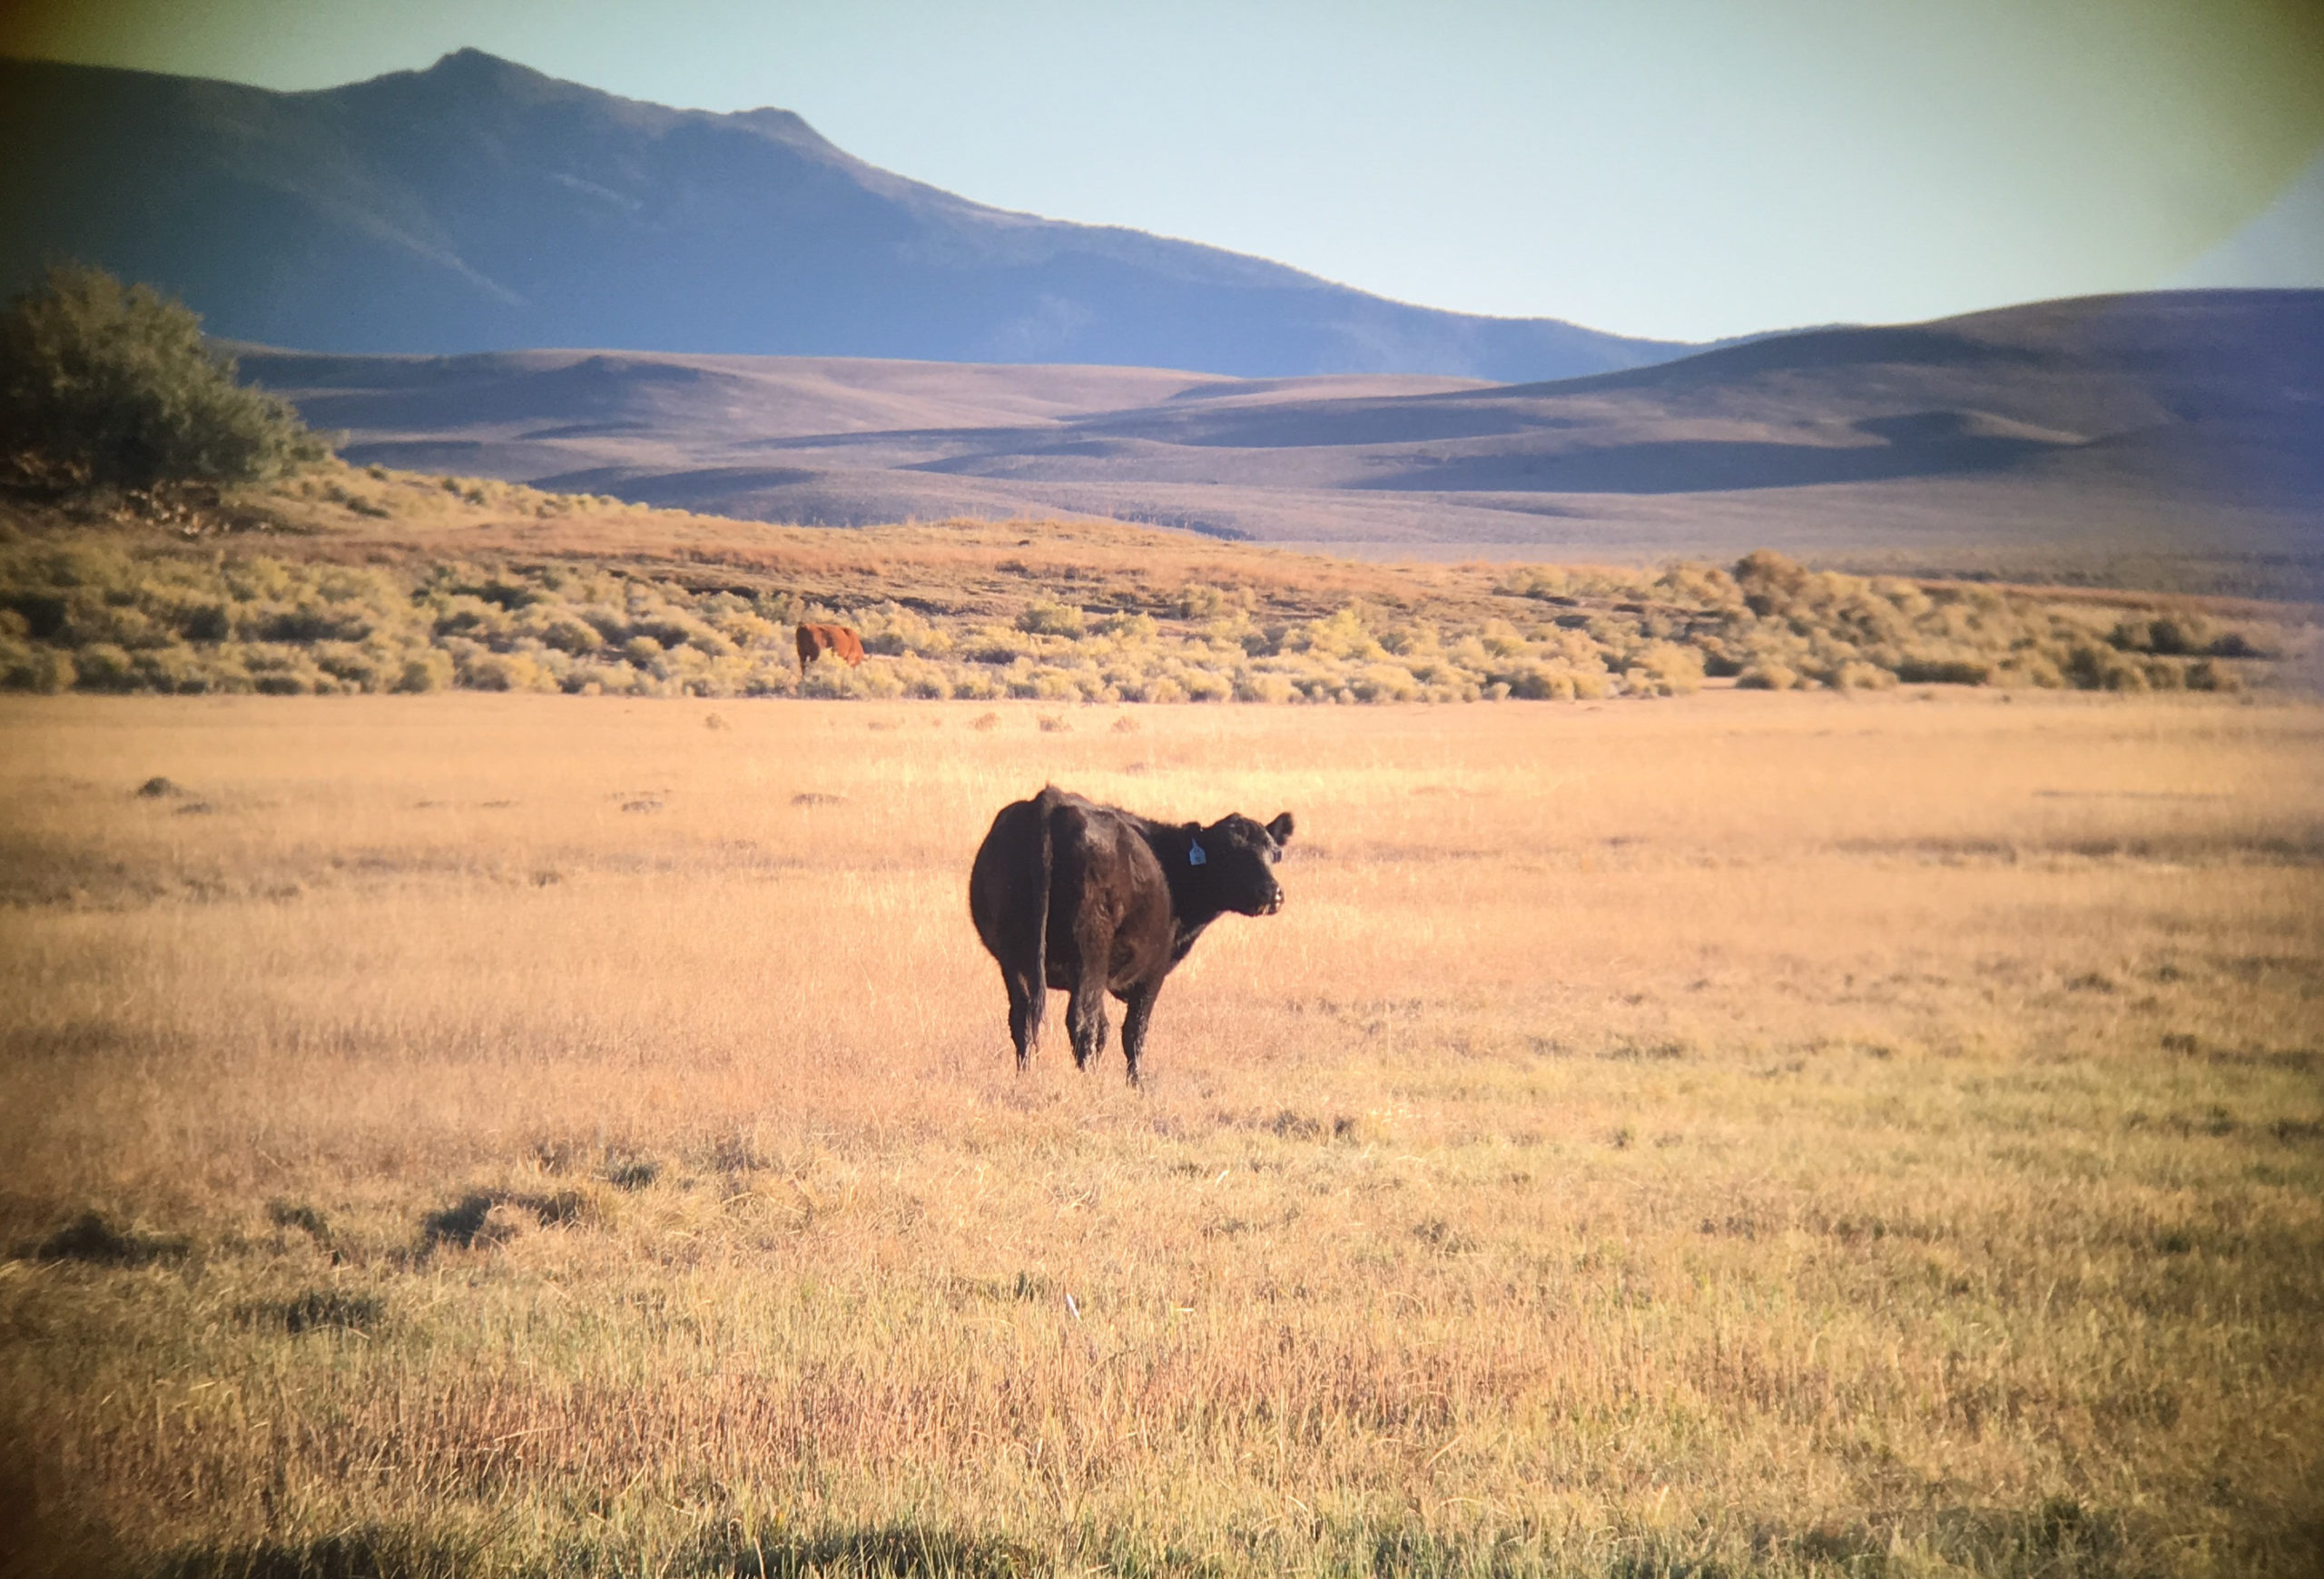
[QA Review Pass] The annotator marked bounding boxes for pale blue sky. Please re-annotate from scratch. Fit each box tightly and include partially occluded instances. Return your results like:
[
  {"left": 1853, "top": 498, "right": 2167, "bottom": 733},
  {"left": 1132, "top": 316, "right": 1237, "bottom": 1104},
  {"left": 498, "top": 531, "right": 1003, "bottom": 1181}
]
[{"left": 13, "top": 0, "right": 2323, "bottom": 340}]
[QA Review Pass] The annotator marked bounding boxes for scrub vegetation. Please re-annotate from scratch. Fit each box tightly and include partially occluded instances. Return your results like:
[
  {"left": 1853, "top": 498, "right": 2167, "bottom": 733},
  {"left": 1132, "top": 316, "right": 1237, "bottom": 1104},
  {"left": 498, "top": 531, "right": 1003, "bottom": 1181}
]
[
  {"left": 3, "top": 692, "right": 2320, "bottom": 1576},
  {"left": 0, "top": 467, "right": 2305, "bottom": 705}
]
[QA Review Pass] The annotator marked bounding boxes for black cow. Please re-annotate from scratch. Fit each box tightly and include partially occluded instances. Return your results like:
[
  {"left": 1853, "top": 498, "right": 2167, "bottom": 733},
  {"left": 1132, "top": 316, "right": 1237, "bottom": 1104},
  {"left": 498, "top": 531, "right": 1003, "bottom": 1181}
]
[{"left": 968, "top": 785, "right": 1294, "bottom": 1084}]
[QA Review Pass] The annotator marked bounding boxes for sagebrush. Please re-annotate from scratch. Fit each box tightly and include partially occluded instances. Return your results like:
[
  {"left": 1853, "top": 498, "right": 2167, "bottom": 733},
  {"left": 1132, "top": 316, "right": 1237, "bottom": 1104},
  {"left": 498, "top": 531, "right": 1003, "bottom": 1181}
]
[{"left": 0, "top": 516, "right": 2299, "bottom": 701}]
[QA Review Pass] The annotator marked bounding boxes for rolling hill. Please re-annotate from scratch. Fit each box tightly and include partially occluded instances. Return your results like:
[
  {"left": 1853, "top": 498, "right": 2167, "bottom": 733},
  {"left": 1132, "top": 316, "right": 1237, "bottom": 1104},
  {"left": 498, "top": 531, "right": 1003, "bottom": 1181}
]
[
  {"left": 0, "top": 49, "right": 1689, "bottom": 380},
  {"left": 237, "top": 288, "right": 2324, "bottom": 590}
]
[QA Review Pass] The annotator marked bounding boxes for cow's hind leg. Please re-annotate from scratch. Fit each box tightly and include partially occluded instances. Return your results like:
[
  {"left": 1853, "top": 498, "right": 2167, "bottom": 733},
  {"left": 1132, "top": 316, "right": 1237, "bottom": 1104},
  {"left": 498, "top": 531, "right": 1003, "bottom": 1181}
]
[
  {"left": 1065, "top": 909, "right": 1114, "bottom": 1071},
  {"left": 1066, "top": 969, "right": 1110, "bottom": 1071},
  {"left": 1118, "top": 982, "right": 1161, "bottom": 1087},
  {"left": 1004, "top": 970, "right": 1044, "bottom": 1071}
]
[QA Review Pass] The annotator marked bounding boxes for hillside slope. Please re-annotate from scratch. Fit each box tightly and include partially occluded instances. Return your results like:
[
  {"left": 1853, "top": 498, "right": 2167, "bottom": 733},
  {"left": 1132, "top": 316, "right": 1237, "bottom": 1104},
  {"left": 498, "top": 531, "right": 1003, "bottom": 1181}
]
[
  {"left": 0, "top": 50, "right": 1687, "bottom": 380},
  {"left": 237, "top": 289, "right": 2324, "bottom": 588}
]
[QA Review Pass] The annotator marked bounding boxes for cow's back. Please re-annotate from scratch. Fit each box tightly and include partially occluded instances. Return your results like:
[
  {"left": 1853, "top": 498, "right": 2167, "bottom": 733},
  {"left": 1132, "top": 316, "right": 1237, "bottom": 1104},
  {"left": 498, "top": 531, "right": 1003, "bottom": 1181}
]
[{"left": 795, "top": 623, "right": 866, "bottom": 670}]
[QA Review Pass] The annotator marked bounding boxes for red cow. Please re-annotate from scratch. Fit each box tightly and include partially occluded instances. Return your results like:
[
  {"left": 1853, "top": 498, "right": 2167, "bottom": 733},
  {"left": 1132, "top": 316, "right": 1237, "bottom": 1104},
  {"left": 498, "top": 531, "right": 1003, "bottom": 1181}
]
[{"left": 795, "top": 623, "right": 866, "bottom": 675}]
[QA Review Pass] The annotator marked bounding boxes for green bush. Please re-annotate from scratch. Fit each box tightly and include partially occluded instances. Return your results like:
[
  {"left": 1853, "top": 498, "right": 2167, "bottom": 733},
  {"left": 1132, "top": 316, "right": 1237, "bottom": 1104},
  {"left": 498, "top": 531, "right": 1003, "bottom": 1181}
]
[{"left": 0, "top": 264, "right": 330, "bottom": 496}]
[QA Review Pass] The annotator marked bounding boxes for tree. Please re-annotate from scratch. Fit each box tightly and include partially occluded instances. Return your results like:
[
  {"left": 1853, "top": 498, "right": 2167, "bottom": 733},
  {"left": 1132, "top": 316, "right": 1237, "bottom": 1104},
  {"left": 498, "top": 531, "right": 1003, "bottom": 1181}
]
[{"left": 0, "top": 262, "right": 329, "bottom": 496}]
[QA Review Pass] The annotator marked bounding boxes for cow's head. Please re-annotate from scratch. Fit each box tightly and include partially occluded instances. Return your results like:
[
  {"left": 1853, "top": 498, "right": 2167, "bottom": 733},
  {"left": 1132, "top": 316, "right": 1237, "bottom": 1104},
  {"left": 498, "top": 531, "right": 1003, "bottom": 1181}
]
[{"left": 1187, "top": 811, "right": 1295, "bottom": 915}]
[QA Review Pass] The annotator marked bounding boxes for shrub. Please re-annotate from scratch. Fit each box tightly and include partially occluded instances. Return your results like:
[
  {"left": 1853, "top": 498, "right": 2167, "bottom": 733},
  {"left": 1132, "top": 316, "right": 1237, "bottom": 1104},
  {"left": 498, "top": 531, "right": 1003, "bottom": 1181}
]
[
  {"left": 392, "top": 651, "right": 455, "bottom": 694},
  {"left": 2113, "top": 615, "right": 2211, "bottom": 656},
  {"left": 1174, "top": 585, "right": 1229, "bottom": 618},
  {"left": 1502, "top": 662, "right": 1575, "bottom": 701},
  {"left": 801, "top": 660, "right": 864, "bottom": 699},
  {"left": 2065, "top": 644, "right": 2149, "bottom": 691},
  {"left": 536, "top": 616, "right": 603, "bottom": 655},
  {"left": 0, "top": 263, "right": 329, "bottom": 495},
  {"left": 1896, "top": 657, "right": 1993, "bottom": 686},
  {"left": 1733, "top": 549, "right": 1815, "bottom": 616},
  {"left": 4, "top": 643, "right": 75, "bottom": 693},
  {"left": 137, "top": 646, "right": 214, "bottom": 694},
  {"left": 312, "top": 643, "right": 386, "bottom": 689},
  {"left": 178, "top": 603, "right": 231, "bottom": 642},
  {"left": 1179, "top": 666, "right": 1232, "bottom": 702},
  {"left": 1628, "top": 641, "right": 1705, "bottom": 696},
  {"left": 71, "top": 641, "right": 137, "bottom": 691},
  {"left": 463, "top": 652, "right": 556, "bottom": 692},
  {"left": 261, "top": 604, "right": 372, "bottom": 644},
  {"left": 1017, "top": 598, "right": 1087, "bottom": 637},
  {"left": 1291, "top": 607, "right": 1386, "bottom": 663}
]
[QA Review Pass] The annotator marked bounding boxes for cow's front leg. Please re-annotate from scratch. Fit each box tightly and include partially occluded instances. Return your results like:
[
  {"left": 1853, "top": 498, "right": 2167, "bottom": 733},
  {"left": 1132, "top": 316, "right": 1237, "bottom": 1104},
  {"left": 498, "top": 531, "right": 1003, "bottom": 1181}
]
[
  {"left": 1118, "top": 982, "right": 1161, "bottom": 1087},
  {"left": 1067, "top": 969, "right": 1110, "bottom": 1071}
]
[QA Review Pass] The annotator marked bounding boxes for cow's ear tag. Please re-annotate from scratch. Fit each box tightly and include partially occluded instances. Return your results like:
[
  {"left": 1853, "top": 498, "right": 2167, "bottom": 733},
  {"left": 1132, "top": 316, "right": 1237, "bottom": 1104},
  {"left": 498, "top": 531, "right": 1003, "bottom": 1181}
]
[{"left": 1187, "top": 840, "right": 1206, "bottom": 866}]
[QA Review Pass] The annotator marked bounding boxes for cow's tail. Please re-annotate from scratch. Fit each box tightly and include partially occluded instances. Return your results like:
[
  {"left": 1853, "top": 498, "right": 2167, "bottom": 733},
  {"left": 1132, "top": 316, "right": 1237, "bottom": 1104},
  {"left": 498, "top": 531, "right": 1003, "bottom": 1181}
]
[
  {"left": 1021, "top": 783, "right": 1059, "bottom": 1012},
  {"left": 1013, "top": 785, "right": 1059, "bottom": 1060},
  {"left": 990, "top": 786, "right": 1060, "bottom": 1069}
]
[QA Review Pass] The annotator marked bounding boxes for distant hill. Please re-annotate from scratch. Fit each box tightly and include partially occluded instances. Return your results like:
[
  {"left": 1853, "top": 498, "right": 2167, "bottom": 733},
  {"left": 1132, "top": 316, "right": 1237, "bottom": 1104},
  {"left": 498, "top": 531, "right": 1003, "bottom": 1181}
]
[
  {"left": 0, "top": 50, "right": 1691, "bottom": 380},
  {"left": 236, "top": 289, "right": 2324, "bottom": 590}
]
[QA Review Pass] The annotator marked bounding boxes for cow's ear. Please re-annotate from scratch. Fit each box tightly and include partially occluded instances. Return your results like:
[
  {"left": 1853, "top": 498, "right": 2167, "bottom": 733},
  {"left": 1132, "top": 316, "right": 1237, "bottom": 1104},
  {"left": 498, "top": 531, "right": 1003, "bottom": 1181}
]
[{"left": 1266, "top": 812, "right": 1295, "bottom": 844}]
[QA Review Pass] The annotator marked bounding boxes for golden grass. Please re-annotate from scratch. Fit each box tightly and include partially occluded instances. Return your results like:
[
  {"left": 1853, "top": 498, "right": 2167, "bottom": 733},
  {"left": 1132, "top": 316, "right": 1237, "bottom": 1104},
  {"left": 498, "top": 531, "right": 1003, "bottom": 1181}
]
[{"left": 3, "top": 690, "right": 2321, "bottom": 1576}]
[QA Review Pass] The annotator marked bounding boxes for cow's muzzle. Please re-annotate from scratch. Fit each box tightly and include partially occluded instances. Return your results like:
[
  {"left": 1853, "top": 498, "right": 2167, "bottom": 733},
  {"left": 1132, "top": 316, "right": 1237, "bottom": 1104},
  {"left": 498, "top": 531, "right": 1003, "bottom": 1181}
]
[{"left": 1261, "top": 887, "right": 1284, "bottom": 915}]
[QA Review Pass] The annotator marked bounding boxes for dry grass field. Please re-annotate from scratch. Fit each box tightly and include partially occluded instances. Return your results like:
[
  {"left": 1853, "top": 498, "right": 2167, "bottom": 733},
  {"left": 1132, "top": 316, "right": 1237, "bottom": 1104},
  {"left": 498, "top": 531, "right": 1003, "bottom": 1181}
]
[{"left": 3, "top": 690, "right": 2321, "bottom": 1577}]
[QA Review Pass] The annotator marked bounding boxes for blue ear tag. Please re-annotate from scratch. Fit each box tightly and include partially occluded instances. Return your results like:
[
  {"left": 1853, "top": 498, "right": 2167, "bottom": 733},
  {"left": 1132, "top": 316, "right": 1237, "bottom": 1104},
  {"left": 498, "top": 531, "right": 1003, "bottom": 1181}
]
[{"left": 1187, "top": 840, "right": 1206, "bottom": 866}]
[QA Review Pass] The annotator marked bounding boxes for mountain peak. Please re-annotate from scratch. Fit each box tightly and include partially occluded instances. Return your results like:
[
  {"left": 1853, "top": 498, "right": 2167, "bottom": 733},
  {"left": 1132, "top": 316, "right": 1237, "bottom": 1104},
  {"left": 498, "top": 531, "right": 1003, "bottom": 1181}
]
[
  {"left": 733, "top": 105, "right": 827, "bottom": 143},
  {"left": 422, "top": 47, "right": 546, "bottom": 82},
  {"left": 0, "top": 52, "right": 1690, "bottom": 377}
]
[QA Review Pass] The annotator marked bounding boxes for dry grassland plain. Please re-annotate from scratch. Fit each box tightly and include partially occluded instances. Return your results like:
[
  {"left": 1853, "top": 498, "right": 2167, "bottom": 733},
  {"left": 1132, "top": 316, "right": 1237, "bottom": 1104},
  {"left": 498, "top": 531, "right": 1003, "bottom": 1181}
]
[{"left": 3, "top": 690, "right": 2321, "bottom": 1577}]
